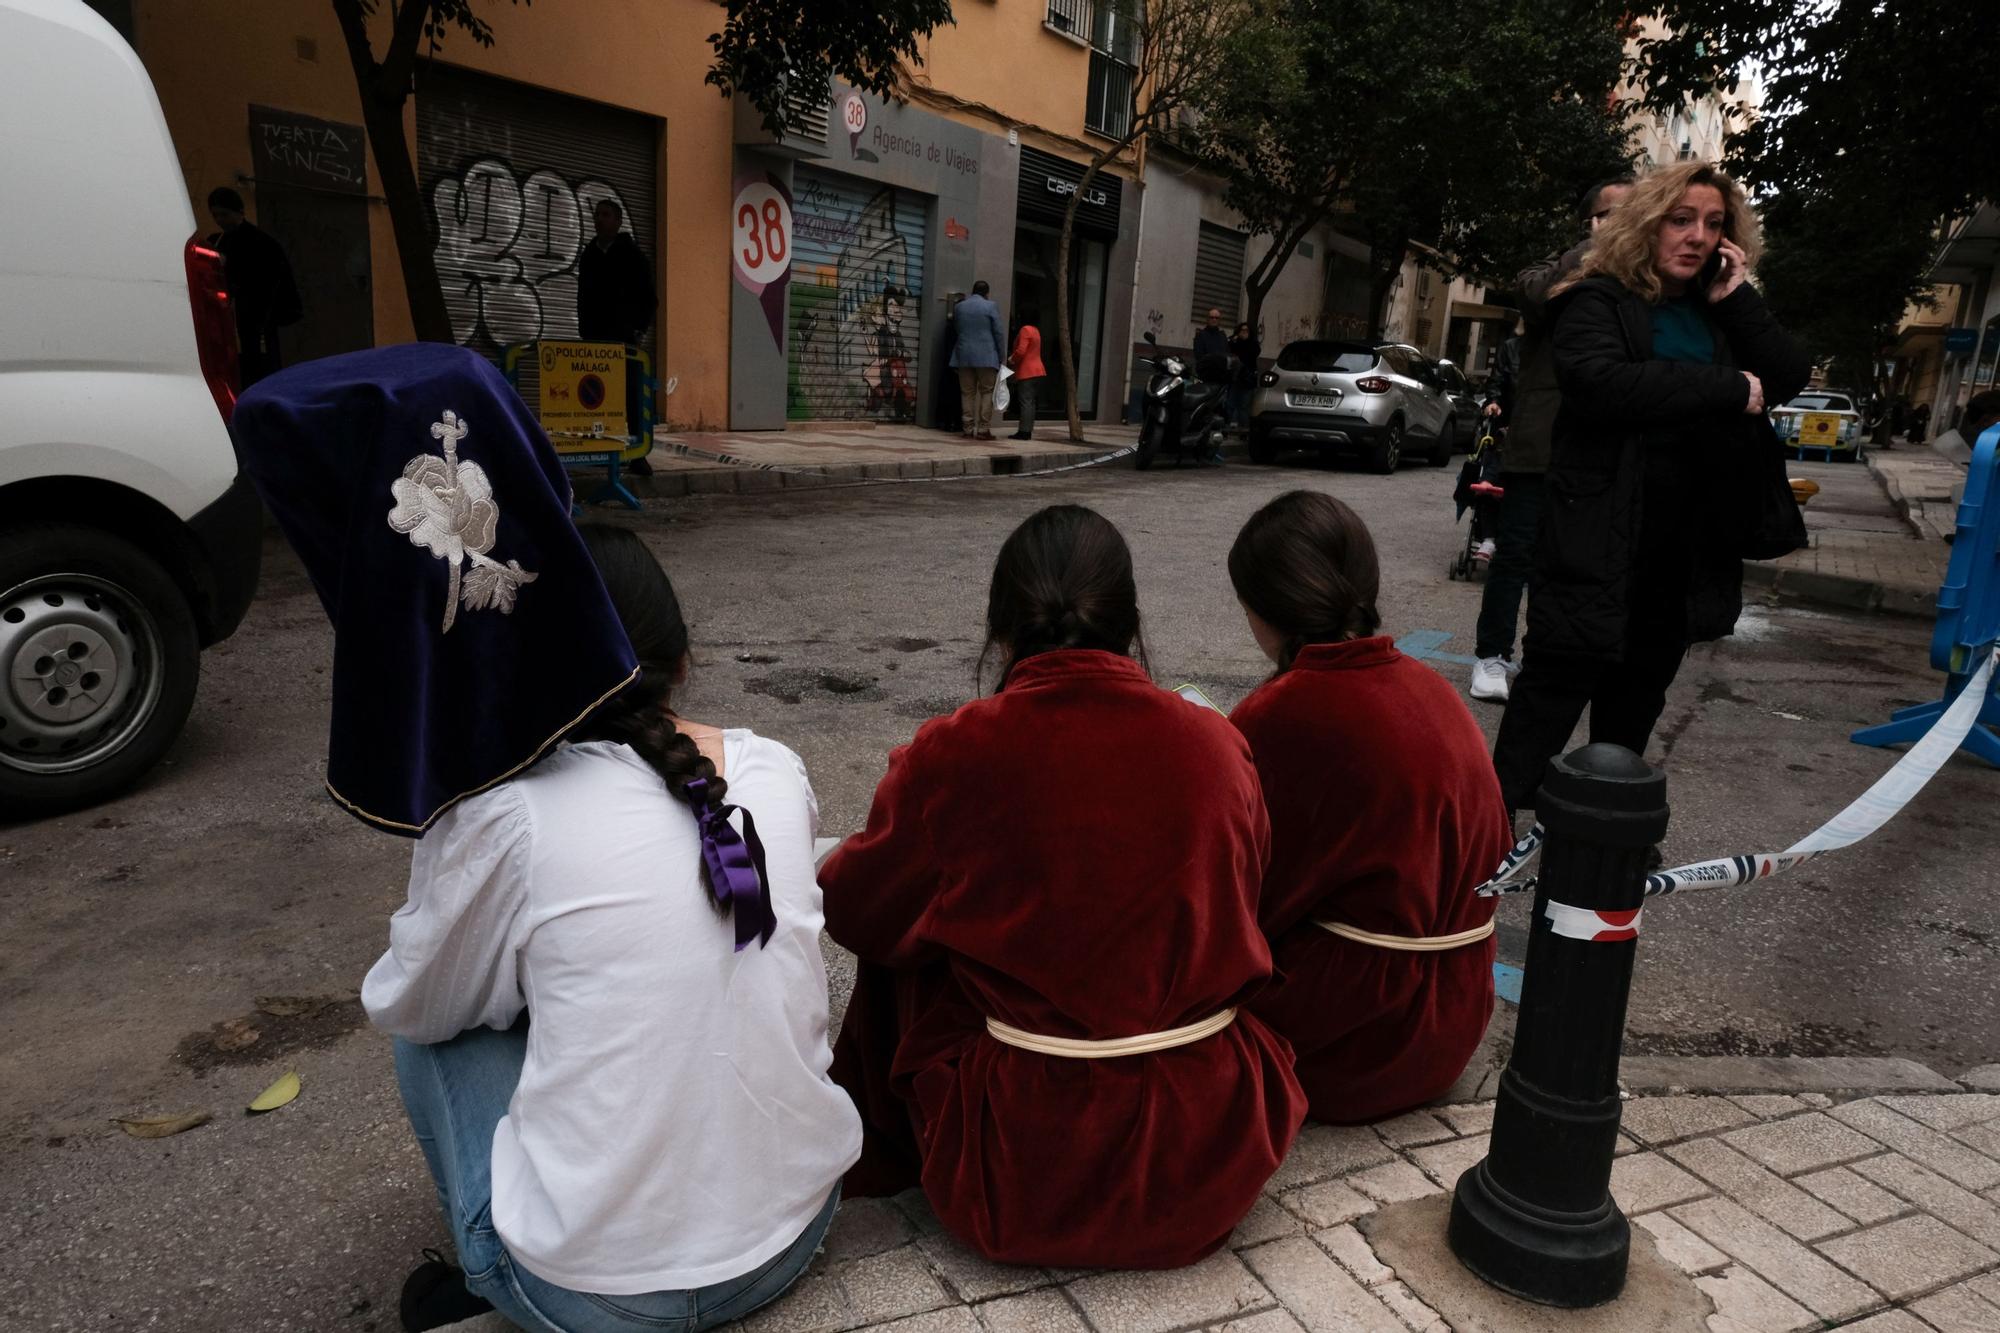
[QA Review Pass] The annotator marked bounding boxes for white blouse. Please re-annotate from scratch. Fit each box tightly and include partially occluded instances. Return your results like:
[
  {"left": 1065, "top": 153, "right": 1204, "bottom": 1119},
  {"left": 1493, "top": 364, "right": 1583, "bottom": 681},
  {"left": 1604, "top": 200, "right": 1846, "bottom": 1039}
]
[{"left": 362, "top": 733, "right": 862, "bottom": 1294}]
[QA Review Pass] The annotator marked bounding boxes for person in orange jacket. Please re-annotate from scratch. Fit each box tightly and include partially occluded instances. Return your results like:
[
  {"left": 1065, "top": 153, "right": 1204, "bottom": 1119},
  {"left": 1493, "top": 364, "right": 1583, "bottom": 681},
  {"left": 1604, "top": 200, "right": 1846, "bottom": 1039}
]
[{"left": 1007, "top": 309, "right": 1046, "bottom": 440}]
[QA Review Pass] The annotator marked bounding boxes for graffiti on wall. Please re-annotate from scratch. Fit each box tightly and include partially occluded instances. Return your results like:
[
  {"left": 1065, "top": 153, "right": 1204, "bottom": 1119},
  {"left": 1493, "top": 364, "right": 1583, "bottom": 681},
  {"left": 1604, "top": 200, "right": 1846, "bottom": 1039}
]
[
  {"left": 789, "top": 180, "right": 919, "bottom": 421},
  {"left": 430, "top": 157, "right": 631, "bottom": 349}
]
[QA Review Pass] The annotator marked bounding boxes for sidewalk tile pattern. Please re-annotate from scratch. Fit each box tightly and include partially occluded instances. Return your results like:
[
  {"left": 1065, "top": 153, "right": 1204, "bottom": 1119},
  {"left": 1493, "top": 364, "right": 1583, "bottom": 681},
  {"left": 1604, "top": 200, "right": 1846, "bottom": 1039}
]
[{"left": 716, "top": 1092, "right": 2000, "bottom": 1333}]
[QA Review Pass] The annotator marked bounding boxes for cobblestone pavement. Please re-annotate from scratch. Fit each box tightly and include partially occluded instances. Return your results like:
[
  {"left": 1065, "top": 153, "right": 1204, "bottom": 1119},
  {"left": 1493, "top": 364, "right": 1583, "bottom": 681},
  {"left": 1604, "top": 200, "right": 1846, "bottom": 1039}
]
[{"left": 440, "top": 1083, "right": 2000, "bottom": 1333}]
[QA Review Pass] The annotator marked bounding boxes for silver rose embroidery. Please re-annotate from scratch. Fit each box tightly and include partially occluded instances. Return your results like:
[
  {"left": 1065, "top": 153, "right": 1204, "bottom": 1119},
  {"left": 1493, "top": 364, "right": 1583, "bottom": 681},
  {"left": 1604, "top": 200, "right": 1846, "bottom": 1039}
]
[{"left": 388, "top": 409, "right": 538, "bottom": 633}]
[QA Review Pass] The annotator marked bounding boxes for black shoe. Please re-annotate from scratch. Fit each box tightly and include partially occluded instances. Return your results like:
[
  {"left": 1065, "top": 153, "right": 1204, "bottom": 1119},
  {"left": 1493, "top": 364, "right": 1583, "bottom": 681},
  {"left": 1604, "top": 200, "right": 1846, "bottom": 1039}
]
[
  {"left": 401, "top": 1249, "right": 493, "bottom": 1332},
  {"left": 1009, "top": 432, "right": 1031, "bottom": 440}
]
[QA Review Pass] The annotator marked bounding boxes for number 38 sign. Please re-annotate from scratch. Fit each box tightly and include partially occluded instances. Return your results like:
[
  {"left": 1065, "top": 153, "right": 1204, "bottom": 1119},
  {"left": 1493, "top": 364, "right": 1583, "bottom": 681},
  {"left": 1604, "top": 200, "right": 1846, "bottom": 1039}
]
[{"left": 731, "top": 179, "right": 792, "bottom": 290}]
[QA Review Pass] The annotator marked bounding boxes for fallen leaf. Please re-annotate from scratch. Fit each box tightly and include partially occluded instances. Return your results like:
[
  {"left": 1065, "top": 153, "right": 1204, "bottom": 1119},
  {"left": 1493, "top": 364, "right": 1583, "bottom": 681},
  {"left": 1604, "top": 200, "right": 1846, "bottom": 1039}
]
[
  {"left": 247, "top": 1070, "right": 300, "bottom": 1114},
  {"left": 114, "top": 1110, "right": 212, "bottom": 1139},
  {"left": 213, "top": 1018, "right": 261, "bottom": 1052}
]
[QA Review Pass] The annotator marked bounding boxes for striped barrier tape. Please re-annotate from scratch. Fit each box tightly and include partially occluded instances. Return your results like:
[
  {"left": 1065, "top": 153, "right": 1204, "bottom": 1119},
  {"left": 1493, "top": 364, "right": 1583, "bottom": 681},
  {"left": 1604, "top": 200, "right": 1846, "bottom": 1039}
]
[
  {"left": 1479, "top": 645, "right": 2000, "bottom": 902},
  {"left": 1545, "top": 902, "right": 1643, "bottom": 942}
]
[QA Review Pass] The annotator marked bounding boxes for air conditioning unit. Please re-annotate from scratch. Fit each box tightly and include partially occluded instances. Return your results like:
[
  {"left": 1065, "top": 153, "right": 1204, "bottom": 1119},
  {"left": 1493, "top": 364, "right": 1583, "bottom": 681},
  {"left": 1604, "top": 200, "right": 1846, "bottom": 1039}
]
[{"left": 733, "top": 82, "right": 832, "bottom": 158}]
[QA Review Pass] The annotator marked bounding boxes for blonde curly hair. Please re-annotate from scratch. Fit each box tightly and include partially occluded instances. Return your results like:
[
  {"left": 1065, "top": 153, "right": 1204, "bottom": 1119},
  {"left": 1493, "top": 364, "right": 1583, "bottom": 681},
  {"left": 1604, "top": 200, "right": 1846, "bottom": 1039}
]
[{"left": 1556, "top": 161, "right": 1762, "bottom": 304}]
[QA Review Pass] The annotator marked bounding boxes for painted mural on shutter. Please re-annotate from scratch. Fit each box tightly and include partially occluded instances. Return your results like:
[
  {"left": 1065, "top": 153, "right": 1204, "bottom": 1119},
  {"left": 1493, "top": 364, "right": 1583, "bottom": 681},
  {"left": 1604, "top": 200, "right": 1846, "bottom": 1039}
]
[
  {"left": 1192, "top": 221, "right": 1248, "bottom": 325},
  {"left": 416, "top": 65, "right": 660, "bottom": 360},
  {"left": 788, "top": 166, "right": 928, "bottom": 422}
]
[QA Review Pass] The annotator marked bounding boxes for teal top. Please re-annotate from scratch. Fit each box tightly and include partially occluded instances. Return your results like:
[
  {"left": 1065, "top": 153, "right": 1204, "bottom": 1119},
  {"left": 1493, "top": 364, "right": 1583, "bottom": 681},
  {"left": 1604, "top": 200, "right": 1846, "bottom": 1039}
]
[{"left": 1650, "top": 296, "right": 1716, "bottom": 364}]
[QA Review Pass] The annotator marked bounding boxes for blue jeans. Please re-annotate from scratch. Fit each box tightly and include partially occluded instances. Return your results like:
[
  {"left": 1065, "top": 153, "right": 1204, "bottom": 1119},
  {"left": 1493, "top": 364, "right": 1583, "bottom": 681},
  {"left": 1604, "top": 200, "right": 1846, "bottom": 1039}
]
[{"left": 393, "top": 1022, "right": 839, "bottom": 1333}]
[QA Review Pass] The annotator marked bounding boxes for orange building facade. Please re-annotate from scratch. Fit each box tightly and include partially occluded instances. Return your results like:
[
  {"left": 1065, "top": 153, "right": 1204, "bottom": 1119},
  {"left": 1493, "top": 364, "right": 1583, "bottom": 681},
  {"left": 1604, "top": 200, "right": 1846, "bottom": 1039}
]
[{"left": 115, "top": 0, "right": 1145, "bottom": 432}]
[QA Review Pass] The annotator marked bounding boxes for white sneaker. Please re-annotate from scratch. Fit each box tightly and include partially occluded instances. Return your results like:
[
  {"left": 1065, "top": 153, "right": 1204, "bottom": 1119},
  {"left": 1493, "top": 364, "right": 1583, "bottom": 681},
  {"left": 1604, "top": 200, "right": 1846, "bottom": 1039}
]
[{"left": 1470, "top": 656, "right": 1512, "bottom": 702}]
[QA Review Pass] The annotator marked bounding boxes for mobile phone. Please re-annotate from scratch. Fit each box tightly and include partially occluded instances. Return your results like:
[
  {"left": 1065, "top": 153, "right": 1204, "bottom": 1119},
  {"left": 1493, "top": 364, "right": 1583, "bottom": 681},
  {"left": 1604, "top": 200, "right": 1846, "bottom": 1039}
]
[
  {"left": 1699, "top": 247, "right": 1726, "bottom": 288},
  {"left": 1174, "top": 683, "right": 1222, "bottom": 712}
]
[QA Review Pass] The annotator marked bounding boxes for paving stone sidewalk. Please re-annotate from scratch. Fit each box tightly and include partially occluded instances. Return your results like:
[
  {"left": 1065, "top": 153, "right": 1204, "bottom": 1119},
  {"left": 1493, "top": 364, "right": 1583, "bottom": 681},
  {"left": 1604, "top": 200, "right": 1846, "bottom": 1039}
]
[
  {"left": 1749, "top": 452, "right": 1952, "bottom": 620},
  {"left": 452, "top": 1077, "right": 2000, "bottom": 1333}
]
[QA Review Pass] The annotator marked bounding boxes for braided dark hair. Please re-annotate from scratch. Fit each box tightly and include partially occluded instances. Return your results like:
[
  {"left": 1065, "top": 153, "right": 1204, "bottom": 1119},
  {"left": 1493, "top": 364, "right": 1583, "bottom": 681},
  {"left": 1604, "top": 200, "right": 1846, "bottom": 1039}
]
[
  {"left": 570, "top": 524, "right": 729, "bottom": 914},
  {"left": 979, "top": 505, "right": 1148, "bottom": 688},
  {"left": 1227, "top": 490, "right": 1381, "bottom": 674}
]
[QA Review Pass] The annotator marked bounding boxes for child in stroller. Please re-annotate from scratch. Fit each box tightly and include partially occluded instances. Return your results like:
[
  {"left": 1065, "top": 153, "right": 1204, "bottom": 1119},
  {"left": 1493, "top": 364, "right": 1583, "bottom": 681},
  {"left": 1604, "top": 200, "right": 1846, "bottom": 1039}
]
[{"left": 1449, "top": 402, "right": 1505, "bottom": 580}]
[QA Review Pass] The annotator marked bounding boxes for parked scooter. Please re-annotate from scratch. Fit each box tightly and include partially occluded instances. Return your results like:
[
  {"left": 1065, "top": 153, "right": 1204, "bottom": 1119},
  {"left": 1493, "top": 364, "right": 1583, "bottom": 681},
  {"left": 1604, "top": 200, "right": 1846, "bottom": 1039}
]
[{"left": 1135, "top": 332, "right": 1228, "bottom": 470}]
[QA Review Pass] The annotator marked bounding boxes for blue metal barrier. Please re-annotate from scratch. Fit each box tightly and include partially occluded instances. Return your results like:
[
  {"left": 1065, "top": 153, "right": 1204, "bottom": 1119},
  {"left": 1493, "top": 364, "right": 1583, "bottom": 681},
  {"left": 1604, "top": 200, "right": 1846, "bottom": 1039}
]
[{"left": 1853, "top": 421, "right": 2000, "bottom": 766}]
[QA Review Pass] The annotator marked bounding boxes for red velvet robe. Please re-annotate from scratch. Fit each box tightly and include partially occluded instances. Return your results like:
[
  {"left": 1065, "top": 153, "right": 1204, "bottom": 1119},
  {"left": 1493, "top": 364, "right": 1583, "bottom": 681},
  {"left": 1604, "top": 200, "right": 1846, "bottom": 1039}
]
[
  {"left": 823, "top": 650, "right": 1307, "bottom": 1269},
  {"left": 1230, "top": 638, "right": 1509, "bottom": 1124}
]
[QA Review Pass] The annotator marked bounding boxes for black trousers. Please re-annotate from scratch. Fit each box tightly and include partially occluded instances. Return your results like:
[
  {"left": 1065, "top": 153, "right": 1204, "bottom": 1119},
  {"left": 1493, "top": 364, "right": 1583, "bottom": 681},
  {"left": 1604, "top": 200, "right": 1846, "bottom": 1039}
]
[
  {"left": 1012, "top": 376, "right": 1039, "bottom": 437},
  {"left": 1473, "top": 472, "right": 1547, "bottom": 660}
]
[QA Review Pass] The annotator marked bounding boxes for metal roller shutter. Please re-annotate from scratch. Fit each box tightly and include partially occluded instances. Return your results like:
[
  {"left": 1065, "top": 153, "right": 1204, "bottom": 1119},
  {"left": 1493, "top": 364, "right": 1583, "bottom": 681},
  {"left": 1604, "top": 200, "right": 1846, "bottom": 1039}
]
[
  {"left": 416, "top": 64, "right": 659, "bottom": 362},
  {"left": 788, "top": 165, "right": 928, "bottom": 422},
  {"left": 1192, "top": 221, "right": 1247, "bottom": 325}
]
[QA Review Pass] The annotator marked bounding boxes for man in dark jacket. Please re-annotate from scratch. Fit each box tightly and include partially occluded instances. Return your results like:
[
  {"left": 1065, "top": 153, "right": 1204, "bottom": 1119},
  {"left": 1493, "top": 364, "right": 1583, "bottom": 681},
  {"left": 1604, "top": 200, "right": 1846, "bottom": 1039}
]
[
  {"left": 207, "top": 186, "right": 302, "bottom": 387},
  {"left": 1468, "top": 178, "right": 1632, "bottom": 703},
  {"left": 576, "top": 199, "right": 657, "bottom": 346},
  {"left": 1193, "top": 308, "right": 1230, "bottom": 382}
]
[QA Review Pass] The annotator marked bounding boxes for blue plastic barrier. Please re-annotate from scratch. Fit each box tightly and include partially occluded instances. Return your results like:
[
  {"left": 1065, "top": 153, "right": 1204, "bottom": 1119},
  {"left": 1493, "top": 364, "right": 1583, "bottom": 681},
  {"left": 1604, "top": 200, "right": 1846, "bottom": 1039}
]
[{"left": 1853, "top": 421, "right": 2000, "bottom": 766}]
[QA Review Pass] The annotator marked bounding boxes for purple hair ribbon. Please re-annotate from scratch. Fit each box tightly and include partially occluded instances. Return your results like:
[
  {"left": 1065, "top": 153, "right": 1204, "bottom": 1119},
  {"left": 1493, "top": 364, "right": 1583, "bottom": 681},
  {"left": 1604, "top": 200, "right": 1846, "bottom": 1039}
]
[{"left": 685, "top": 777, "right": 777, "bottom": 951}]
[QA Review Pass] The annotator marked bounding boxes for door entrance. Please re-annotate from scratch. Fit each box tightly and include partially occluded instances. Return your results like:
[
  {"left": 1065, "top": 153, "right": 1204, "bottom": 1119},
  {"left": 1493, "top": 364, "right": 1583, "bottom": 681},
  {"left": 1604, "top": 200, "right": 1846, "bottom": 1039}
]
[
  {"left": 256, "top": 187, "right": 373, "bottom": 367},
  {"left": 1010, "top": 223, "right": 1107, "bottom": 422}
]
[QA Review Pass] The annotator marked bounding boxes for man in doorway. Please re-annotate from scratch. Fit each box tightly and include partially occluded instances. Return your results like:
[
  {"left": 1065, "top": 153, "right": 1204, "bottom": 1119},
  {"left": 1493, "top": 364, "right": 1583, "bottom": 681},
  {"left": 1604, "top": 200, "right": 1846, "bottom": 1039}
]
[
  {"left": 950, "top": 279, "right": 1006, "bottom": 440},
  {"left": 1193, "top": 307, "right": 1229, "bottom": 380},
  {"left": 206, "top": 186, "right": 302, "bottom": 387},
  {"left": 1468, "top": 175, "right": 1633, "bottom": 703},
  {"left": 576, "top": 198, "right": 656, "bottom": 347}
]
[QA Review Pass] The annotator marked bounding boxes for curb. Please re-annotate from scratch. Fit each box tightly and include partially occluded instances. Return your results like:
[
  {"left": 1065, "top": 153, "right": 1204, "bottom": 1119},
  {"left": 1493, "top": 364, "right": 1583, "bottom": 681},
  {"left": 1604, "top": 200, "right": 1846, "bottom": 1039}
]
[
  {"left": 1742, "top": 561, "right": 1936, "bottom": 621},
  {"left": 624, "top": 437, "right": 1206, "bottom": 500}
]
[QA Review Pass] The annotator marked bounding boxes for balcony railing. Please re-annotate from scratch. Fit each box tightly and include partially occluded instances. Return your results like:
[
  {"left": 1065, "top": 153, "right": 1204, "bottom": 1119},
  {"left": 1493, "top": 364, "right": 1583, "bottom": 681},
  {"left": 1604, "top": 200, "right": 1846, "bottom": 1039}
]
[
  {"left": 1086, "top": 49, "right": 1135, "bottom": 139},
  {"left": 1046, "top": 0, "right": 1094, "bottom": 40}
]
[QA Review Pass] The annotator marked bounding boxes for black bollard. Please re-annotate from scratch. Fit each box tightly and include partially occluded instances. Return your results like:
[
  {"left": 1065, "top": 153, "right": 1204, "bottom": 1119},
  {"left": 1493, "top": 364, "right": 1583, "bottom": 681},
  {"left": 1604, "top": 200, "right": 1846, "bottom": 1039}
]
[{"left": 1448, "top": 742, "right": 1669, "bottom": 1307}]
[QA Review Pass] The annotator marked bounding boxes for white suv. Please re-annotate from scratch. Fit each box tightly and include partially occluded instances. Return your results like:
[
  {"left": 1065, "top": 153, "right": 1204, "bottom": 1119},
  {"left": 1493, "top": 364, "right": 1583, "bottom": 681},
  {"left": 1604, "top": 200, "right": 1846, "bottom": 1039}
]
[
  {"left": 1247, "top": 341, "right": 1458, "bottom": 472},
  {"left": 0, "top": 0, "right": 262, "bottom": 815}
]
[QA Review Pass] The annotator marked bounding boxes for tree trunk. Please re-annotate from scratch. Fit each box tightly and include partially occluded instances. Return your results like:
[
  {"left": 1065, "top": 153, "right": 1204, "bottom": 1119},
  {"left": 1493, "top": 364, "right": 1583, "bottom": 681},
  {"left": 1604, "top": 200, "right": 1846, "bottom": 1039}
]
[
  {"left": 357, "top": 91, "right": 454, "bottom": 344},
  {"left": 1056, "top": 215, "right": 1079, "bottom": 442}
]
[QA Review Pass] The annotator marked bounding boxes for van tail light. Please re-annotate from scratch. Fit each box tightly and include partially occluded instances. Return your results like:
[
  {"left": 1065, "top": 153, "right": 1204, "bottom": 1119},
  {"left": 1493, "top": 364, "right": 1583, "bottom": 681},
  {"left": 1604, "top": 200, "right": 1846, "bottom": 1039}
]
[
  {"left": 1355, "top": 376, "right": 1391, "bottom": 394},
  {"left": 185, "top": 233, "right": 239, "bottom": 424},
  {"left": 1259, "top": 371, "right": 1278, "bottom": 387}
]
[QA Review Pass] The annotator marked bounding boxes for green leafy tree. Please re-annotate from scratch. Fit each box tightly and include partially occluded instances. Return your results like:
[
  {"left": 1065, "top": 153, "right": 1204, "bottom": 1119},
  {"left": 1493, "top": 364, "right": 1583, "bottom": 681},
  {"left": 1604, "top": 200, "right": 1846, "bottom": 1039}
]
[
  {"left": 1196, "top": 0, "right": 1631, "bottom": 345},
  {"left": 333, "top": 0, "right": 956, "bottom": 343},
  {"left": 1632, "top": 2, "right": 2000, "bottom": 420},
  {"left": 705, "top": 0, "right": 957, "bottom": 138}
]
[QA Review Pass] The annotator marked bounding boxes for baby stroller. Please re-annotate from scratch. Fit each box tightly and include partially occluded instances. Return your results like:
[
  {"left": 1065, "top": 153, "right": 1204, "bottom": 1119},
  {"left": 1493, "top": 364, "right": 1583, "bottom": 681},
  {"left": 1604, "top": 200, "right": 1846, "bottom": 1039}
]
[{"left": 1449, "top": 409, "right": 1506, "bottom": 581}]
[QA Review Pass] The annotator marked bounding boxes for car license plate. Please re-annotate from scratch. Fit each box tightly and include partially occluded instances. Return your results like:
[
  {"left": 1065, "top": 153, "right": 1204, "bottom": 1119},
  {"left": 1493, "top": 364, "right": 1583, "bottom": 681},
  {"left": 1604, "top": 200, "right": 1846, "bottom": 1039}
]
[
  {"left": 1289, "top": 392, "right": 1339, "bottom": 408},
  {"left": 1800, "top": 412, "right": 1841, "bottom": 444}
]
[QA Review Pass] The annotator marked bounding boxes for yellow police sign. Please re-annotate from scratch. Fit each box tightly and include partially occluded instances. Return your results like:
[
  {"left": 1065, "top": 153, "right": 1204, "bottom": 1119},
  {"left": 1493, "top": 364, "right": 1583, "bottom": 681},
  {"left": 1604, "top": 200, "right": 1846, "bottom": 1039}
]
[
  {"left": 537, "top": 341, "right": 627, "bottom": 450},
  {"left": 1800, "top": 412, "right": 1841, "bottom": 447}
]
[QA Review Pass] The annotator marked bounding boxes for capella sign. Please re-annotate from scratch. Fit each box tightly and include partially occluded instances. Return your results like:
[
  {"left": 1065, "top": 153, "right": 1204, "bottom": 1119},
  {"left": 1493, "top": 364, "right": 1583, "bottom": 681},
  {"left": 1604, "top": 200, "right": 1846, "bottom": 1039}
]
[{"left": 1046, "top": 175, "right": 1110, "bottom": 208}]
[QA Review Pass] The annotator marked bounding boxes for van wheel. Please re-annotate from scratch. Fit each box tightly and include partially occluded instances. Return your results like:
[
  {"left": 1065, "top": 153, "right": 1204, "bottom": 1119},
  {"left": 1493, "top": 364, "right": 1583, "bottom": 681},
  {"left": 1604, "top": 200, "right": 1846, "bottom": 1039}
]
[
  {"left": 1371, "top": 420, "right": 1404, "bottom": 474},
  {"left": 0, "top": 524, "right": 200, "bottom": 817}
]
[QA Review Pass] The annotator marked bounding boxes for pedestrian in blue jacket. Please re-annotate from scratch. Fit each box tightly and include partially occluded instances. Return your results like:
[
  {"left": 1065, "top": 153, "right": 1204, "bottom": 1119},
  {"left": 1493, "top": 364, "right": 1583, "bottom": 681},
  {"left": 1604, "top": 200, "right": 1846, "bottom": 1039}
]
[{"left": 951, "top": 280, "right": 1007, "bottom": 440}]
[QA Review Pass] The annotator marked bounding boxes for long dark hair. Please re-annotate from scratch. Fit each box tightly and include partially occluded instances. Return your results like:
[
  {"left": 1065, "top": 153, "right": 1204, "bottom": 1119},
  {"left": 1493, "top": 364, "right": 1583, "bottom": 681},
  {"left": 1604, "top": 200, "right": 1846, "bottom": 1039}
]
[
  {"left": 980, "top": 505, "right": 1146, "bottom": 687},
  {"left": 1227, "top": 490, "right": 1381, "bottom": 673},
  {"left": 570, "top": 525, "right": 730, "bottom": 909}
]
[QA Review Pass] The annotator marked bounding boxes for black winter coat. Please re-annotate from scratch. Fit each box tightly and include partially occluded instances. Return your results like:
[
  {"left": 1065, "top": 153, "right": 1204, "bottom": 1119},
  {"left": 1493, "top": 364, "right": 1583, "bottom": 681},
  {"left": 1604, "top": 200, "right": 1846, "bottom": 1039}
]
[{"left": 1527, "top": 276, "right": 1811, "bottom": 659}]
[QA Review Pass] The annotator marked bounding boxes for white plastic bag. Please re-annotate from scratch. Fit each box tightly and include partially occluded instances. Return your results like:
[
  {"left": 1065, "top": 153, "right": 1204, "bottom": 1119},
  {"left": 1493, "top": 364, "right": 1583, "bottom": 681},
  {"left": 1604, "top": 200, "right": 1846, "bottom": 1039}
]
[{"left": 993, "top": 364, "right": 1013, "bottom": 414}]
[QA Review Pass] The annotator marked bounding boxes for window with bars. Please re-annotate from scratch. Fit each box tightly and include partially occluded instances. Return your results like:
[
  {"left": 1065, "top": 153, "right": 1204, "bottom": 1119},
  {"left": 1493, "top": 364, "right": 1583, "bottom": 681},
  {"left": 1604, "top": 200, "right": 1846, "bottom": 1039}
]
[{"left": 1087, "top": 51, "right": 1135, "bottom": 138}]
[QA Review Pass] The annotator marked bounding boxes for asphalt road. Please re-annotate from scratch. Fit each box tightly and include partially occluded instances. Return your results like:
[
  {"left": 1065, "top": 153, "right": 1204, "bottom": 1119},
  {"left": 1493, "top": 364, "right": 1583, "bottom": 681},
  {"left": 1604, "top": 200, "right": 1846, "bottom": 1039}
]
[{"left": 3, "top": 452, "right": 1996, "bottom": 1329}]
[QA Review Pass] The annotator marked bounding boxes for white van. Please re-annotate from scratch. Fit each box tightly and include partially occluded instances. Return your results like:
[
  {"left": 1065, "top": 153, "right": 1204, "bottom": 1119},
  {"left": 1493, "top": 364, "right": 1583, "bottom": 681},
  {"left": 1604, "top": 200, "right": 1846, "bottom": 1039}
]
[{"left": 0, "top": 0, "right": 262, "bottom": 815}]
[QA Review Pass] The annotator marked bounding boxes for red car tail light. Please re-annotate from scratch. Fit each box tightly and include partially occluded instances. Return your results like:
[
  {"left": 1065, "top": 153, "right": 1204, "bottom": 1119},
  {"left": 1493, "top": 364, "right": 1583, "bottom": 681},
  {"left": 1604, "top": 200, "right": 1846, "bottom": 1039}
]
[
  {"left": 1354, "top": 376, "right": 1391, "bottom": 393},
  {"left": 185, "top": 233, "right": 238, "bottom": 423}
]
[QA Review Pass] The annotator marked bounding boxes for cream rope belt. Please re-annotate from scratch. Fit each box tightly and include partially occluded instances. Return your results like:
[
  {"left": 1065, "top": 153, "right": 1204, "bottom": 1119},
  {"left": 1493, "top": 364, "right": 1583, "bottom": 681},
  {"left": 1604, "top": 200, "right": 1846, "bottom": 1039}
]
[
  {"left": 984, "top": 1008, "right": 1238, "bottom": 1059},
  {"left": 1315, "top": 919, "right": 1497, "bottom": 952}
]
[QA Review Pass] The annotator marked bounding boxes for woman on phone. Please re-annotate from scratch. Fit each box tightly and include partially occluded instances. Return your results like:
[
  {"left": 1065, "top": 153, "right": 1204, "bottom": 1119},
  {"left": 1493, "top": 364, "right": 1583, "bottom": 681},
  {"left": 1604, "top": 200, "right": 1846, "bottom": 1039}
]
[
  {"left": 231, "top": 345, "right": 860, "bottom": 1333},
  {"left": 822, "top": 505, "right": 1306, "bottom": 1269},
  {"left": 1491, "top": 162, "right": 1811, "bottom": 823},
  {"left": 1228, "top": 490, "right": 1508, "bottom": 1123}
]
